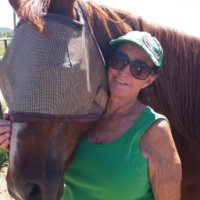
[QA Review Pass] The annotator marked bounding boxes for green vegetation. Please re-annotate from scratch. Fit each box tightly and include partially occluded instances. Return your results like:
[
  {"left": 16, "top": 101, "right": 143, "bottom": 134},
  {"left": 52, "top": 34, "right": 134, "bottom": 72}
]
[
  {"left": 0, "top": 41, "right": 5, "bottom": 57},
  {"left": 0, "top": 31, "right": 12, "bottom": 58},
  {"left": 0, "top": 31, "right": 13, "bottom": 38},
  {"left": 0, "top": 149, "right": 9, "bottom": 168},
  {"left": 0, "top": 93, "right": 9, "bottom": 169}
]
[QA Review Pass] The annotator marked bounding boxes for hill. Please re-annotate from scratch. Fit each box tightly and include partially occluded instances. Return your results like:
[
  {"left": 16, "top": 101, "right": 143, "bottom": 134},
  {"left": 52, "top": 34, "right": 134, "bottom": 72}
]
[{"left": 0, "top": 27, "right": 13, "bottom": 33}]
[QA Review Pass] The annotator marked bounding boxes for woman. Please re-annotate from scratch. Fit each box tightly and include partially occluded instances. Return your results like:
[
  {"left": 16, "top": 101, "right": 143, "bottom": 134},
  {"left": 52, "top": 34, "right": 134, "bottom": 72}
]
[
  {"left": 61, "top": 31, "right": 182, "bottom": 200},
  {"left": 0, "top": 31, "right": 182, "bottom": 200}
]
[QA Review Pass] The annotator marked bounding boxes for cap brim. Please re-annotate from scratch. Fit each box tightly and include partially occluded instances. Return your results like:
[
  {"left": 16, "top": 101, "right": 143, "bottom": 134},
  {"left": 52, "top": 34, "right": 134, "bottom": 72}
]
[{"left": 110, "top": 39, "right": 161, "bottom": 67}]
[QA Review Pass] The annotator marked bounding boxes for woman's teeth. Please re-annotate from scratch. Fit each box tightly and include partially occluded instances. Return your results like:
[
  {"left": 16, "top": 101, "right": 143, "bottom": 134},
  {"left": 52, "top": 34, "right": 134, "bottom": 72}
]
[{"left": 115, "top": 77, "right": 127, "bottom": 85}]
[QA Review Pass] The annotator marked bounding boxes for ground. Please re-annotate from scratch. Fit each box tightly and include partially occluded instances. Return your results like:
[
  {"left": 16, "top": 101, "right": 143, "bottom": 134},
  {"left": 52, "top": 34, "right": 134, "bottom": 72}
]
[{"left": 0, "top": 167, "right": 14, "bottom": 200}]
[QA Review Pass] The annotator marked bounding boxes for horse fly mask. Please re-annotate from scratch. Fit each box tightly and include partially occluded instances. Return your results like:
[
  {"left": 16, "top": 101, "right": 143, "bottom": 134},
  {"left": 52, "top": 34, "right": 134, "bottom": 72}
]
[{"left": 0, "top": 3, "right": 108, "bottom": 119}]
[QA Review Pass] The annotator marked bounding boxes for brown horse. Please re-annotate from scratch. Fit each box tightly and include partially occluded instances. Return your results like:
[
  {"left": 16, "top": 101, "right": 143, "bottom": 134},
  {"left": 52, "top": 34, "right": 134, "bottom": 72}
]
[{"left": 1, "top": 0, "right": 200, "bottom": 199}]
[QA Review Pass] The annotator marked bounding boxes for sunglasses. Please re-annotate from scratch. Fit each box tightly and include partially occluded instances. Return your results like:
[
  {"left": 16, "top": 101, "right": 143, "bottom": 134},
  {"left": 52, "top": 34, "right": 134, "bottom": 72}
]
[{"left": 108, "top": 51, "right": 157, "bottom": 80}]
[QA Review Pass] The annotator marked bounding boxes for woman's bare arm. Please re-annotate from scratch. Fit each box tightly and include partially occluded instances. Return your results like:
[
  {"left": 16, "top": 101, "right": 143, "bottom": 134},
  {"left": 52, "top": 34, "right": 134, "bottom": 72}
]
[{"left": 140, "top": 120, "right": 182, "bottom": 200}]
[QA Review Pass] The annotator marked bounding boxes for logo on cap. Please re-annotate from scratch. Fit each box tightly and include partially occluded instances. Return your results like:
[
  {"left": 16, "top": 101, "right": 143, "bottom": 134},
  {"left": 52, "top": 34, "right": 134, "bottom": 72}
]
[{"left": 142, "top": 35, "right": 163, "bottom": 60}]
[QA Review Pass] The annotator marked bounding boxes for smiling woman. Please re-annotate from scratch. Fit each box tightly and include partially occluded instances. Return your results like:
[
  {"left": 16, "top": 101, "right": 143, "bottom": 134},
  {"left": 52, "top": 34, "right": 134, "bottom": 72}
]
[{"left": 61, "top": 31, "right": 181, "bottom": 200}]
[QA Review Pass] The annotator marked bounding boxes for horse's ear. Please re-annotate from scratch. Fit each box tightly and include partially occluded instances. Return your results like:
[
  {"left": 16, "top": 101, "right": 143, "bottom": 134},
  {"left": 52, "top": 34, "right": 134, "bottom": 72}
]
[{"left": 9, "top": 0, "right": 20, "bottom": 11}]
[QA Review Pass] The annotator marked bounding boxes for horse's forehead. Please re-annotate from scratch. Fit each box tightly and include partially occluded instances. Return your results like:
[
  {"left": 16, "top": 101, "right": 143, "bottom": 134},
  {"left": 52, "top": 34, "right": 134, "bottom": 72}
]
[{"left": 0, "top": 12, "right": 107, "bottom": 118}]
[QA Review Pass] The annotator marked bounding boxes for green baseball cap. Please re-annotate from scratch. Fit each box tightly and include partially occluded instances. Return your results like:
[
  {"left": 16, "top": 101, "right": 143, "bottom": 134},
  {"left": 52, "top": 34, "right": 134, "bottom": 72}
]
[{"left": 110, "top": 31, "right": 164, "bottom": 68}]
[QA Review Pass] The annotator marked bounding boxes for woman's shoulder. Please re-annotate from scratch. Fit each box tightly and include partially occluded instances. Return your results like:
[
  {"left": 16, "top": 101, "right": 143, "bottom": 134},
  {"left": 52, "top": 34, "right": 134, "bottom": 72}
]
[
  {"left": 139, "top": 118, "right": 176, "bottom": 160},
  {"left": 146, "top": 119, "right": 171, "bottom": 141},
  {"left": 137, "top": 103, "right": 174, "bottom": 157},
  {"left": 134, "top": 103, "right": 167, "bottom": 124}
]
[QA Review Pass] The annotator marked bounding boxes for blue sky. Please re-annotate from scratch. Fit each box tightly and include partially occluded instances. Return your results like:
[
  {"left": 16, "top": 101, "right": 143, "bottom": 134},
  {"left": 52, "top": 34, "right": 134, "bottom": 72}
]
[{"left": 0, "top": 0, "right": 199, "bottom": 37}]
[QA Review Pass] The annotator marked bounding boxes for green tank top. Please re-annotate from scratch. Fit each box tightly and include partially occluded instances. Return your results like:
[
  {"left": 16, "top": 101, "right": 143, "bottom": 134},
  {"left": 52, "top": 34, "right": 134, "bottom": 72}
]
[{"left": 61, "top": 107, "right": 167, "bottom": 200}]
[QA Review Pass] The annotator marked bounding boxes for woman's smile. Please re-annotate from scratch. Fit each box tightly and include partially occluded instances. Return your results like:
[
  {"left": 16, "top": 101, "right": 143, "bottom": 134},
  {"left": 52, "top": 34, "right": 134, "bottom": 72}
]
[{"left": 115, "top": 76, "right": 128, "bottom": 85}]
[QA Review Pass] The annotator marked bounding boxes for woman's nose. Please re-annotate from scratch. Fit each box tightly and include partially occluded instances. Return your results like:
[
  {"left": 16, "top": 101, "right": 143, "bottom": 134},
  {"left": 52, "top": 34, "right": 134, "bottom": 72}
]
[{"left": 118, "top": 65, "right": 131, "bottom": 77}]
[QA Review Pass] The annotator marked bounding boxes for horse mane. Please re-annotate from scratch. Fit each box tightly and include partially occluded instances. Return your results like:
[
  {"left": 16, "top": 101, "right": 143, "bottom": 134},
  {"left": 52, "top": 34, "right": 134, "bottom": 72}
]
[
  {"left": 10, "top": 0, "right": 143, "bottom": 38},
  {"left": 9, "top": 0, "right": 200, "bottom": 146},
  {"left": 81, "top": 1, "right": 141, "bottom": 61},
  {"left": 10, "top": 0, "right": 52, "bottom": 31},
  {"left": 146, "top": 26, "right": 200, "bottom": 147},
  {"left": 11, "top": 0, "right": 134, "bottom": 33},
  {"left": 81, "top": 1, "right": 134, "bottom": 36}
]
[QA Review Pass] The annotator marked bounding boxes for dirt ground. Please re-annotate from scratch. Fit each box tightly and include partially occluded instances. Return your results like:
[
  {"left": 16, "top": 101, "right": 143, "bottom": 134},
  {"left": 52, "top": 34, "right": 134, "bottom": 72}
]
[{"left": 0, "top": 167, "right": 14, "bottom": 200}]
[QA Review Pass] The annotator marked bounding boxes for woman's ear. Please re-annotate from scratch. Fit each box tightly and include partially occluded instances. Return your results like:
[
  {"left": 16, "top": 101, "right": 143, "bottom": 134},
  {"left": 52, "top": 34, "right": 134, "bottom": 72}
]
[{"left": 142, "top": 74, "right": 157, "bottom": 89}]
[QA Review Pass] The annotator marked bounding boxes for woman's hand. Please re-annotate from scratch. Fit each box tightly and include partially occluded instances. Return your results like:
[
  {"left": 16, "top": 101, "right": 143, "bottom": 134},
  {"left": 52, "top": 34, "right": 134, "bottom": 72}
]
[{"left": 0, "top": 113, "right": 11, "bottom": 152}]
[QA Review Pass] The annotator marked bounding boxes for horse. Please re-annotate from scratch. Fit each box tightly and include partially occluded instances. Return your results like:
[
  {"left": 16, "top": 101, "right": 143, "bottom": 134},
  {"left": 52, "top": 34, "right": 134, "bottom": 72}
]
[{"left": 0, "top": 0, "right": 199, "bottom": 199}]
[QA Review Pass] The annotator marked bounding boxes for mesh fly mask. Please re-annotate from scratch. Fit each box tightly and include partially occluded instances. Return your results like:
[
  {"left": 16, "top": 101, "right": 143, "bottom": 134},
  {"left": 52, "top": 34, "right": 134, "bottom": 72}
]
[{"left": 0, "top": 4, "right": 107, "bottom": 119}]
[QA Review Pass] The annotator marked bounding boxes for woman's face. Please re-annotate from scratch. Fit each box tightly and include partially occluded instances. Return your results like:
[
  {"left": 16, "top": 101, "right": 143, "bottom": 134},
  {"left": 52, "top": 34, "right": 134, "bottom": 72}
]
[{"left": 108, "top": 42, "right": 157, "bottom": 100}]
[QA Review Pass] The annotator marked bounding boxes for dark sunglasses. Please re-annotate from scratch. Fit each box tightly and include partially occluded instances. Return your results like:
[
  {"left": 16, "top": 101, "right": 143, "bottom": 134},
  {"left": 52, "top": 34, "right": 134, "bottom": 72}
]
[{"left": 108, "top": 51, "right": 157, "bottom": 80}]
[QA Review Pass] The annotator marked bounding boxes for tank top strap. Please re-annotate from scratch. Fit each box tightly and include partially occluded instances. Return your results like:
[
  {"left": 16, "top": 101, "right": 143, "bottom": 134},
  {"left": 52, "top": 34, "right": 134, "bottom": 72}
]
[{"left": 132, "top": 106, "right": 168, "bottom": 146}]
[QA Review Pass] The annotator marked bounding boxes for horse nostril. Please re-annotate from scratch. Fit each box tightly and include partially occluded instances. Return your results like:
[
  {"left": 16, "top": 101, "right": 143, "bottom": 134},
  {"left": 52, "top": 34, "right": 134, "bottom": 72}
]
[{"left": 24, "top": 182, "right": 42, "bottom": 199}]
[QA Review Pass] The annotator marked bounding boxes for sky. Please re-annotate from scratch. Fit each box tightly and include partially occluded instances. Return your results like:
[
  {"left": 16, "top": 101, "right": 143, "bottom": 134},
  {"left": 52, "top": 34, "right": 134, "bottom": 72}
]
[
  {"left": 0, "top": 0, "right": 199, "bottom": 37},
  {"left": 0, "top": 0, "right": 16, "bottom": 29}
]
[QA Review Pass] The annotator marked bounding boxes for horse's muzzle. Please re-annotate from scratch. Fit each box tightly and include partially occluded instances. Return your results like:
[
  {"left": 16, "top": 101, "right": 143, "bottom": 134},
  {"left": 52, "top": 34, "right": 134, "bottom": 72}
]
[{"left": 6, "top": 120, "right": 97, "bottom": 200}]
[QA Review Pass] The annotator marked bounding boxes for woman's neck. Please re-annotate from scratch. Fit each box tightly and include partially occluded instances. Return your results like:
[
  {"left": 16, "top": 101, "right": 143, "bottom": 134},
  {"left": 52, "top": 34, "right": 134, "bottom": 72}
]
[{"left": 105, "top": 97, "right": 138, "bottom": 117}]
